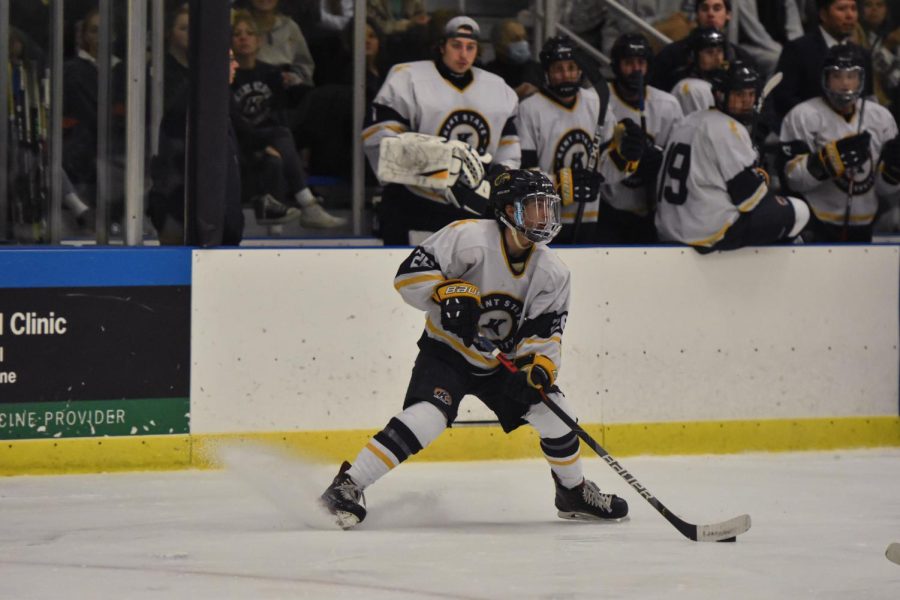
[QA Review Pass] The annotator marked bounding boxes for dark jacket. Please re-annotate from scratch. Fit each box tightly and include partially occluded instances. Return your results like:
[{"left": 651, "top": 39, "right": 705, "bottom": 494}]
[
  {"left": 650, "top": 38, "right": 757, "bottom": 94},
  {"left": 772, "top": 28, "right": 874, "bottom": 123}
]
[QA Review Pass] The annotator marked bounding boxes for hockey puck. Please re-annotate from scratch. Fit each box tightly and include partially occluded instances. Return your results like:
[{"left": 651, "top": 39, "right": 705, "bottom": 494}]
[{"left": 717, "top": 536, "right": 737, "bottom": 543}]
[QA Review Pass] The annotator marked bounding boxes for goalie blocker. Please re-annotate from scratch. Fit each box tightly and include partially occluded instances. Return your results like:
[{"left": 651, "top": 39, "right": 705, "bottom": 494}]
[{"left": 378, "top": 133, "right": 493, "bottom": 215}]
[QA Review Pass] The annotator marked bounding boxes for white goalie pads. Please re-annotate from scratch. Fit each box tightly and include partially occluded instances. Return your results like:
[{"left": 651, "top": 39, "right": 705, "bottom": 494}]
[{"left": 377, "top": 133, "right": 491, "bottom": 191}]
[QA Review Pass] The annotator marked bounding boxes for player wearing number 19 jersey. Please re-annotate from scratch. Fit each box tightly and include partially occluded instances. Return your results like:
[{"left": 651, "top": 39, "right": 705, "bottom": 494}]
[{"left": 655, "top": 61, "right": 810, "bottom": 252}]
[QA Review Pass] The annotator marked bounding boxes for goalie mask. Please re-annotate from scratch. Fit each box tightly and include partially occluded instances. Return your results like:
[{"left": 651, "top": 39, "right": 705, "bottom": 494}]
[
  {"left": 611, "top": 33, "right": 653, "bottom": 94},
  {"left": 539, "top": 35, "right": 583, "bottom": 98},
  {"left": 490, "top": 169, "right": 562, "bottom": 244},
  {"left": 821, "top": 43, "right": 865, "bottom": 111}
]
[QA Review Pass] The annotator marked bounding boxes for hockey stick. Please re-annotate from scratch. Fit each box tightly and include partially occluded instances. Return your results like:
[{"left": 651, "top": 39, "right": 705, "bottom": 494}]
[
  {"left": 573, "top": 54, "right": 611, "bottom": 244},
  {"left": 475, "top": 335, "right": 751, "bottom": 543},
  {"left": 841, "top": 95, "right": 867, "bottom": 241},
  {"left": 887, "top": 542, "right": 900, "bottom": 565},
  {"left": 749, "top": 72, "right": 782, "bottom": 157}
]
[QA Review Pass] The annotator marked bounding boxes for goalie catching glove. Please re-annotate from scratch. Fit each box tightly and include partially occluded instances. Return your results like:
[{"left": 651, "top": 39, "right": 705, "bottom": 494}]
[
  {"left": 508, "top": 354, "right": 557, "bottom": 405},
  {"left": 807, "top": 132, "right": 871, "bottom": 180},
  {"left": 432, "top": 279, "right": 481, "bottom": 347}
]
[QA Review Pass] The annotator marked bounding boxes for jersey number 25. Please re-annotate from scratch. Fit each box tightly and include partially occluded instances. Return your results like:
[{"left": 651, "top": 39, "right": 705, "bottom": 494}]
[{"left": 657, "top": 143, "right": 691, "bottom": 206}]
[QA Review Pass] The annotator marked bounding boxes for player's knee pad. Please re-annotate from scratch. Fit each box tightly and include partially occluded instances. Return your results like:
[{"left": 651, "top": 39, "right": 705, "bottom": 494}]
[
  {"left": 525, "top": 391, "right": 575, "bottom": 439},
  {"left": 786, "top": 196, "right": 810, "bottom": 238}
]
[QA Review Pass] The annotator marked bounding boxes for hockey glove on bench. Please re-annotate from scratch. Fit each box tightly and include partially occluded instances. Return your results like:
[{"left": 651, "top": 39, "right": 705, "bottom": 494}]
[
  {"left": 509, "top": 354, "right": 557, "bottom": 406},
  {"left": 808, "top": 132, "right": 871, "bottom": 180},
  {"left": 432, "top": 279, "right": 481, "bottom": 347},
  {"left": 557, "top": 167, "right": 602, "bottom": 205},
  {"left": 609, "top": 118, "right": 645, "bottom": 174}
]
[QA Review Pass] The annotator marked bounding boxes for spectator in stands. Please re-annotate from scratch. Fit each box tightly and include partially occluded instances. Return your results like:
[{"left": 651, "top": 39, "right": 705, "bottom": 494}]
[
  {"left": 231, "top": 10, "right": 347, "bottom": 228},
  {"left": 651, "top": 1, "right": 759, "bottom": 94},
  {"left": 484, "top": 19, "right": 543, "bottom": 100},
  {"left": 729, "top": 1, "right": 804, "bottom": 76},
  {"left": 772, "top": 0, "right": 873, "bottom": 125},
  {"left": 860, "top": 0, "right": 900, "bottom": 109},
  {"left": 245, "top": 0, "right": 316, "bottom": 87},
  {"left": 163, "top": 4, "right": 190, "bottom": 116},
  {"left": 555, "top": 0, "right": 607, "bottom": 52},
  {"left": 367, "top": 0, "right": 429, "bottom": 37},
  {"left": 62, "top": 7, "right": 127, "bottom": 232}
]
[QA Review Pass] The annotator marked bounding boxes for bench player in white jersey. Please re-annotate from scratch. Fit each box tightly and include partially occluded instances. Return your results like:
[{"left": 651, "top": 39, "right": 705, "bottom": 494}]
[
  {"left": 656, "top": 61, "right": 810, "bottom": 252},
  {"left": 518, "top": 35, "right": 646, "bottom": 243},
  {"left": 320, "top": 169, "right": 628, "bottom": 529},
  {"left": 780, "top": 43, "right": 900, "bottom": 242},
  {"left": 599, "top": 33, "right": 683, "bottom": 243},
  {"left": 363, "top": 16, "right": 520, "bottom": 245},
  {"left": 670, "top": 27, "right": 727, "bottom": 116}
]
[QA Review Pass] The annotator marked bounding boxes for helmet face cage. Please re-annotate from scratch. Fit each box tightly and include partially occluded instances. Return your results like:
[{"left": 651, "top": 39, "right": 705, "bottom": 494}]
[
  {"left": 492, "top": 170, "right": 562, "bottom": 244},
  {"left": 511, "top": 190, "right": 562, "bottom": 244},
  {"left": 821, "top": 45, "right": 866, "bottom": 110},
  {"left": 689, "top": 27, "right": 726, "bottom": 75},
  {"left": 711, "top": 61, "right": 761, "bottom": 124}
]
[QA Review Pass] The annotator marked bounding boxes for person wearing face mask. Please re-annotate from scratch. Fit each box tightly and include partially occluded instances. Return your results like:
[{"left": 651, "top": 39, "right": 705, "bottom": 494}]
[{"left": 484, "top": 19, "right": 543, "bottom": 100}]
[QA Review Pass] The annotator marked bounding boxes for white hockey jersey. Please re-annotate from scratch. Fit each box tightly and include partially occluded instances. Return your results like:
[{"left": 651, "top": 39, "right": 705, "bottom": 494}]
[
  {"left": 781, "top": 96, "right": 900, "bottom": 226},
  {"left": 517, "top": 87, "right": 625, "bottom": 225},
  {"left": 656, "top": 108, "right": 767, "bottom": 247},
  {"left": 394, "top": 219, "right": 570, "bottom": 371},
  {"left": 363, "top": 60, "right": 520, "bottom": 203},
  {"left": 603, "top": 83, "right": 684, "bottom": 215},
  {"left": 670, "top": 77, "right": 714, "bottom": 116}
]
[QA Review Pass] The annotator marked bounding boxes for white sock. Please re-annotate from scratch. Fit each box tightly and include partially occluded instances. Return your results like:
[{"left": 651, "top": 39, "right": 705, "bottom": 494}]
[
  {"left": 295, "top": 188, "right": 316, "bottom": 207},
  {"left": 526, "top": 392, "right": 584, "bottom": 488}
]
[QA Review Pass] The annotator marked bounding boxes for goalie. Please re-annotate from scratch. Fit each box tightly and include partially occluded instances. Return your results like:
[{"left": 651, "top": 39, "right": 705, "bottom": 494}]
[{"left": 364, "top": 16, "right": 520, "bottom": 245}]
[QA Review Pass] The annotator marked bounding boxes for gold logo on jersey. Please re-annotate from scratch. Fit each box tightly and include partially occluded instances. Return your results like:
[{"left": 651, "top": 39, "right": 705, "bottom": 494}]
[{"left": 439, "top": 110, "right": 491, "bottom": 154}]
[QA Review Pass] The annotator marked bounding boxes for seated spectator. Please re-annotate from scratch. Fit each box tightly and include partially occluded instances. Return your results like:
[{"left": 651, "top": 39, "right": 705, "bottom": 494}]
[
  {"left": 246, "top": 0, "right": 316, "bottom": 87},
  {"left": 231, "top": 10, "right": 346, "bottom": 228},
  {"left": 779, "top": 43, "right": 900, "bottom": 242},
  {"left": 772, "top": 0, "right": 874, "bottom": 125},
  {"left": 671, "top": 27, "right": 727, "bottom": 115},
  {"left": 367, "top": 0, "right": 429, "bottom": 37},
  {"left": 651, "top": 1, "right": 759, "bottom": 93},
  {"left": 484, "top": 19, "right": 542, "bottom": 100}
]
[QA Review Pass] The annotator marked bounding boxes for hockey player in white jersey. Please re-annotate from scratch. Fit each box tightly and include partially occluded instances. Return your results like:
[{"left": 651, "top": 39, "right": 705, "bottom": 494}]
[
  {"left": 656, "top": 61, "right": 810, "bottom": 252},
  {"left": 320, "top": 169, "right": 628, "bottom": 529},
  {"left": 363, "top": 16, "right": 520, "bottom": 245},
  {"left": 599, "top": 33, "right": 683, "bottom": 243},
  {"left": 670, "top": 27, "right": 727, "bottom": 116},
  {"left": 518, "top": 34, "right": 646, "bottom": 243},
  {"left": 780, "top": 43, "right": 900, "bottom": 242}
]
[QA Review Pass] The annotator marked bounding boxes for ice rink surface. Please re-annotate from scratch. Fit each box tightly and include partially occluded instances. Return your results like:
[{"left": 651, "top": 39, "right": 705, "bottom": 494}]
[{"left": 2, "top": 447, "right": 899, "bottom": 599}]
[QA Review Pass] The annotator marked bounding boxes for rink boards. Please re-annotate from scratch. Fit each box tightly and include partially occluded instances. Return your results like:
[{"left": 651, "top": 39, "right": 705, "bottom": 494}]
[{"left": 1, "top": 244, "right": 899, "bottom": 473}]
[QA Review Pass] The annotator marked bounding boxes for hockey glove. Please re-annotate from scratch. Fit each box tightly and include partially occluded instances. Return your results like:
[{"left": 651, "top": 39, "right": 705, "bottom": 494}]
[
  {"left": 628, "top": 142, "right": 663, "bottom": 187},
  {"left": 880, "top": 136, "right": 900, "bottom": 183},
  {"left": 508, "top": 354, "right": 557, "bottom": 406},
  {"left": 809, "top": 132, "right": 871, "bottom": 180},
  {"left": 445, "top": 178, "right": 491, "bottom": 215},
  {"left": 557, "top": 167, "right": 602, "bottom": 205},
  {"left": 447, "top": 140, "right": 486, "bottom": 189},
  {"left": 432, "top": 279, "right": 481, "bottom": 347},
  {"left": 610, "top": 118, "right": 645, "bottom": 173}
]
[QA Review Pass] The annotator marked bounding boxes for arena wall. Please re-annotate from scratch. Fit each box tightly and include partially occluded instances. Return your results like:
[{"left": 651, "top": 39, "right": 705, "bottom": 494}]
[{"left": 2, "top": 245, "right": 899, "bottom": 474}]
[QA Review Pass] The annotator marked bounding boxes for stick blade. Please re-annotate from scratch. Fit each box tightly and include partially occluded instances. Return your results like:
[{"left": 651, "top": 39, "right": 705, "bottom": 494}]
[
  {"left": 887, "top": 542, "right": 900, "bottom": 565},
  {"left": 762, "top": 72, "right": 783, "bottom": 99},
  {"left": 694, "top": 514, "right": 751, "bottom": 542}
]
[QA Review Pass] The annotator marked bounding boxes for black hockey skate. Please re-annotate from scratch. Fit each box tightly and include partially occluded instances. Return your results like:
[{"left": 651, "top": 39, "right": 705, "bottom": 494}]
[
  {"left": 320, "top": 461, "right": 366, "bottom": 529},
  {"left": 553, "top": 472, "right": 628, "bottom": 521}
]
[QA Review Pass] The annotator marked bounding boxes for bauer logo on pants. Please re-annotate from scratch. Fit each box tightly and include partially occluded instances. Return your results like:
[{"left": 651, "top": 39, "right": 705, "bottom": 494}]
[{"left": 433, "top": 388, "right": 453, "bottom": 406}]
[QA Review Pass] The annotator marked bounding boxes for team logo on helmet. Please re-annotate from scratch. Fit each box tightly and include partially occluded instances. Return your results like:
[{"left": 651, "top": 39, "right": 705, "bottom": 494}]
[
  {"left": 478, "top": 293, "right": 524, "bottom": 353},
  {"left": 494, "top": 171, "right": 511, "bottom": 186},
  {"left": 553, "top": 129, "right": 593, "bottom": 173},
  {"left": 439, "top": 110, "right": 491, "bottom": 154}
]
